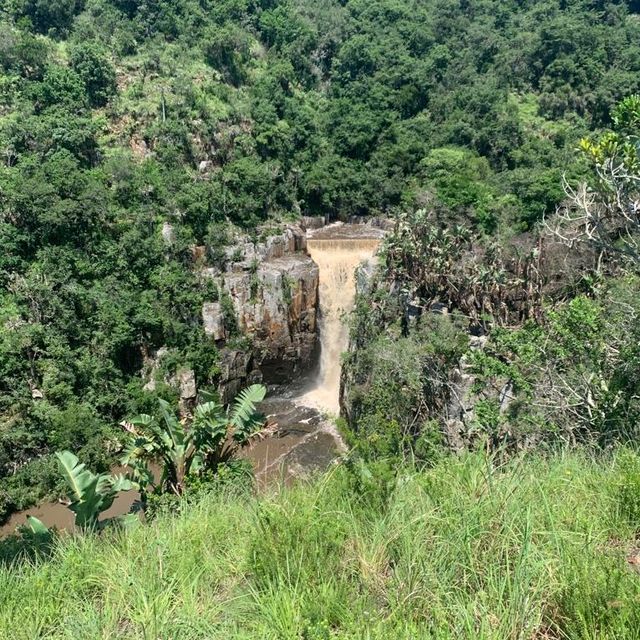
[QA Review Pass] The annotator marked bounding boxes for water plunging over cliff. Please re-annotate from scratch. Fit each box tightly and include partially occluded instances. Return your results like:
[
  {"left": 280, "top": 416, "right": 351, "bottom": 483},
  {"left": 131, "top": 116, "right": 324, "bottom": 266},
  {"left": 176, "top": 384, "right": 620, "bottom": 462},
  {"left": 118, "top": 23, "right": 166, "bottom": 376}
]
[
  {"left": 245, "top": 224, "right": 384, "bottom": 487},
  {"left": 301, "top": 226, "right": 382, "bottom": 413}
]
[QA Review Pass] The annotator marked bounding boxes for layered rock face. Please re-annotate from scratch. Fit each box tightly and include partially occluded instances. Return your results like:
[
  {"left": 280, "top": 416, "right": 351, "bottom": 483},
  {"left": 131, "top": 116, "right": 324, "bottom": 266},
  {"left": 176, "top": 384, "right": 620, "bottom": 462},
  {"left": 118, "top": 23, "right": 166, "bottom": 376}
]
[{"left": 201, "top": 226, "right": 319, "bottom": 401}]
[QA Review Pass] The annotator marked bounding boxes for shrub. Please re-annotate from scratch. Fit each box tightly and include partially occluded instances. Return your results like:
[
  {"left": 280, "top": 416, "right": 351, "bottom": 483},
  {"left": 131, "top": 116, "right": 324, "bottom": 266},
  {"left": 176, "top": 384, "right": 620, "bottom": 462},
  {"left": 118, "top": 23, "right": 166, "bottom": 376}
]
[{"left": 69, "top": 43, "right": 116, "bottom": 107}]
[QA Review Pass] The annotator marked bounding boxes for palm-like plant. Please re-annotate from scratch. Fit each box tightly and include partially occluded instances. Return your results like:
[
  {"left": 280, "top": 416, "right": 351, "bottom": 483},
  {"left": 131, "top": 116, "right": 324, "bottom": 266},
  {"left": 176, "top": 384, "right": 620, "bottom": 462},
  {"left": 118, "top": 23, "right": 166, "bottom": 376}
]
[
  {"left": 122, "top": 384, "right": 267, "bottom": 496},
  {"left": 18, "top": 452, "right": 135, "bottom": 536},
  {"left": 55, "top": 450, "right": 135, "bottom": 530}
]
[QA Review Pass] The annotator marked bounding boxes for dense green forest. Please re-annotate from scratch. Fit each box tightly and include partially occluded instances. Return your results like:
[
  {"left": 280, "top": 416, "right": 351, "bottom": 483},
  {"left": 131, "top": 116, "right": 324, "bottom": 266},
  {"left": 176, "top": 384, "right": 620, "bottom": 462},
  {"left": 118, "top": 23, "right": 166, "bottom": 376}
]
[
  {"left": 2, "top": 0, "right": 640, "bottom": 517},
  {"left": 5, "top": 1, "right": 640, "bottom": 637},
  {"left": 341, "top": 90, "right": 640, "bottom": 468}
]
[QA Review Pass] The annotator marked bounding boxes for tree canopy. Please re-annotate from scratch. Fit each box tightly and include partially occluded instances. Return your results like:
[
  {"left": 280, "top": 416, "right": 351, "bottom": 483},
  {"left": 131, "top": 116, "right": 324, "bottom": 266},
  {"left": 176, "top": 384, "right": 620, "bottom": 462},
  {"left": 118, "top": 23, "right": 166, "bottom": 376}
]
[{"left": 2, "top": 0, "right": 640, "bottom": 519}]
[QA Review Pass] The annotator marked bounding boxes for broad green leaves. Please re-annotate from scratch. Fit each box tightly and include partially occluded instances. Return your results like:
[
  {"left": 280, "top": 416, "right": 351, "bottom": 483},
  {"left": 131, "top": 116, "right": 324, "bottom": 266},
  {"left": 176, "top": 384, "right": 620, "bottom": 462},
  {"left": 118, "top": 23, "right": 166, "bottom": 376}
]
[
  {"left": 55, "top": 450, "right": 133, "bottom": 530},
  {"left": 122, "top": 385, "right": 267, "bottom": 496},
  {"left": 230, "top": 384, "right": 268, "bottom": 442}
]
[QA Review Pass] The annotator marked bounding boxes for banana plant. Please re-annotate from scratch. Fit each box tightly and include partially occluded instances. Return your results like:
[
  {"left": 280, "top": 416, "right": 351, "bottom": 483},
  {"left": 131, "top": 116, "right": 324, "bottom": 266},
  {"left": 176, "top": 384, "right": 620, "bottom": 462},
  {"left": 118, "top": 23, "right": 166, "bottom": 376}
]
[
  {"left": 25, "top": 515, "right": 50, "bottom": 536},
  {"left": 22, "top": 515, "right": 53, "bottom": 544},
  {"left": 55, "top": 450, "right": 135, "bottom": 530},
  {"left": 122, "top": 384, "right": 267, "bottom": 496},
  {"left": 11, "top": 515, "right": 55, "bottom": 558}
]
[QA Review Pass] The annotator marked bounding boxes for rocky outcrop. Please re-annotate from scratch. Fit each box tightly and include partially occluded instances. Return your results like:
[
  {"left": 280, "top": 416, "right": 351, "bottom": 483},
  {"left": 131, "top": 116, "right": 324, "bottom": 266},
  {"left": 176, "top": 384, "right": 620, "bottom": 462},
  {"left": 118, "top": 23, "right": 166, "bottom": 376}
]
[
  {"left": 443, "top": 335, "right": 488, "bottom": 452},
  {"left": 141, "top": 225, "right": 320, "bottom": 404},
  {"left": 301, "top": 216, "right": 326, "bottom": 230},
  {"left": 201, "top": 225, "right": 320, "bottom": 401},
  {"left": 339, "top": 253, "right": 381, "bottom": 422}
]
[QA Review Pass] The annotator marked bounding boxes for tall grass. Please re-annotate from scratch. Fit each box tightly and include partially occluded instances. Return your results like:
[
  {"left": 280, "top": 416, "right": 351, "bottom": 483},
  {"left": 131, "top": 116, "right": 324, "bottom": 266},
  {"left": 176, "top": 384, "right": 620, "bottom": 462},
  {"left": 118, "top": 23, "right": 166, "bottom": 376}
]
[{"left": 1, "top": 450, "right": 640, "bottom": 639}]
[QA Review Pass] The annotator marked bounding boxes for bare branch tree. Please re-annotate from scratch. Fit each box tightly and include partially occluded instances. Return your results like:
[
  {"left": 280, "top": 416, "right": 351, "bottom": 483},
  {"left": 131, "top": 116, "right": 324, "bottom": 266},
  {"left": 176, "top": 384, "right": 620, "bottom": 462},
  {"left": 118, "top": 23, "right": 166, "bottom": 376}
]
[{"left": 545, "top": 160, "right": 640, "bottom": 269}]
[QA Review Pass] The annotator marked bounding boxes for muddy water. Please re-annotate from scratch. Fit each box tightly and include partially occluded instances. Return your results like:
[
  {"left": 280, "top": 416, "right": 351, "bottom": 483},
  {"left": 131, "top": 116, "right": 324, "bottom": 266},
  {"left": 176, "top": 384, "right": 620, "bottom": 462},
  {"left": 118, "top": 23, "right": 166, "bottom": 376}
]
[
  {"left": 0, "top": 489, "right": 142, "bottom": 538},
  {"left": 0, "top": 224, "right": 383, "bottom": 537},
  {"left": 301, "top": 226, "right": 382, "bottom": 413},
  {"left": 0, "top": 468, "right": 144, "bottom": 538},
  {"left": 0, "top": 500, "right": 72, "bottom": 537},
  {"left": 247, "top": 393, "right": 348, "bottom": 488},
  {"left": 250, "top": 224, "right": 383, "bottom": 485}
]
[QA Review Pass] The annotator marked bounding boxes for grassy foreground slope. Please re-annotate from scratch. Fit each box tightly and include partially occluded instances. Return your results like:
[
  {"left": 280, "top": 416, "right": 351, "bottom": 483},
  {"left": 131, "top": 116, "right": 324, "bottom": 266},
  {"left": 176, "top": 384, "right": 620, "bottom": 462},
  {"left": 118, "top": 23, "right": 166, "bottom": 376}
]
[{"left": 2, "top": 452, "right": 640, "bottom": 639}]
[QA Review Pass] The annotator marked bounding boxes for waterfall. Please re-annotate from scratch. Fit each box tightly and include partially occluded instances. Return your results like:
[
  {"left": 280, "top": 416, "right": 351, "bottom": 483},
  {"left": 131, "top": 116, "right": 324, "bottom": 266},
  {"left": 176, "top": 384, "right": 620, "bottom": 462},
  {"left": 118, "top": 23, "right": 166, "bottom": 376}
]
[{"left": 301, "top": 234, "right": 381, "bottom": 413}]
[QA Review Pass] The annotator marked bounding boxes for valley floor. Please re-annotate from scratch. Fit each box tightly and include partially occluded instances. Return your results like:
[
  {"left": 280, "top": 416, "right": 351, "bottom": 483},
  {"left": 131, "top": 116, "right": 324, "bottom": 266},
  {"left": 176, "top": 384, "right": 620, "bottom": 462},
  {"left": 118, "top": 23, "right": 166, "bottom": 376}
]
[{"left": 2, "top": 451, "right": 640, "bottom": 639}]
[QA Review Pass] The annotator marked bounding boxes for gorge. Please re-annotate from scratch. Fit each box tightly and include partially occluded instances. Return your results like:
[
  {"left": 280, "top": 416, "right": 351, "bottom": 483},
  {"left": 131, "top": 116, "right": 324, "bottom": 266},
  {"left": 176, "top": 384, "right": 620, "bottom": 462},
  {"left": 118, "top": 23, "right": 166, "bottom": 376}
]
[
  {"left": 5, "top": 0, "right": 640, "bottom": 632},
  {"left": 0, "top": 222, "right": 384, "bottom": 535}
]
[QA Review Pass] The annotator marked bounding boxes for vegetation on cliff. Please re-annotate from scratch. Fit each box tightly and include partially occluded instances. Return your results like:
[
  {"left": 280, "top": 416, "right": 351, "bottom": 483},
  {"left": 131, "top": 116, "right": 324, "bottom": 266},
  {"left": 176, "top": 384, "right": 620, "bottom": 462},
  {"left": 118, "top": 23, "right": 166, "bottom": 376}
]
[
  {"left": 4, "top": 0, "right": 640, "bottom": 518},
  {"left": 342, "top": 95, "right": 640, "bottom": 465}
]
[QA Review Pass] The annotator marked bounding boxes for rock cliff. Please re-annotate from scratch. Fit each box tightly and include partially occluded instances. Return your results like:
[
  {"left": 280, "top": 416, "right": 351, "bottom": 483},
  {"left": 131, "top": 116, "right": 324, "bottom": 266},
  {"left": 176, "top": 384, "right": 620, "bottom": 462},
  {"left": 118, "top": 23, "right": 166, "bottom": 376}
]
[{"left": 201, "top": 225, "right": 319, "bottom": 401}]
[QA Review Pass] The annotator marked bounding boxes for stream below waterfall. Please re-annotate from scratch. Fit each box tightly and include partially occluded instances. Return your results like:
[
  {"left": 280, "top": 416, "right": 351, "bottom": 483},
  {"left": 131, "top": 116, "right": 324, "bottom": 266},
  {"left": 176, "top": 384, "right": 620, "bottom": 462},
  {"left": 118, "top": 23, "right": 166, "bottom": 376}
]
[{"left": 0, "top": 223, "right": 383, "bottom": 537}]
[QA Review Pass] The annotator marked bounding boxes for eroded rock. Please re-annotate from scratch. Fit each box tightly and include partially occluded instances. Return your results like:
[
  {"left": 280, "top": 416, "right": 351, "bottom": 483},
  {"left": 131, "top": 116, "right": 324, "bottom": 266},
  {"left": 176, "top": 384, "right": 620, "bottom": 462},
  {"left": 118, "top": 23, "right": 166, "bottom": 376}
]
[
  {"left": 202, "top": 302, "right": 226, "bottom": 341},
  {"left": 202, "top": 225, "right": 320, "bottom": 400}
]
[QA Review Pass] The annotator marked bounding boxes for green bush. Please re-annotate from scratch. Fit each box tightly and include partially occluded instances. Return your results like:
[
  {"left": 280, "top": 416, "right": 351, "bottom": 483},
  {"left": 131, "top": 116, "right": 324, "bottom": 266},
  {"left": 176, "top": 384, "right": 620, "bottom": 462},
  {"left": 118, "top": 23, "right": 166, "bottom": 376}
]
[
  {"left": 470, "top": 281, "right": 640, "bottom": 448},
  {"left": 69, "top": 43, "right": 116, "bottom": 107},
  {"left": 343, "top": 309, "right": 467, "bottom": 463}
]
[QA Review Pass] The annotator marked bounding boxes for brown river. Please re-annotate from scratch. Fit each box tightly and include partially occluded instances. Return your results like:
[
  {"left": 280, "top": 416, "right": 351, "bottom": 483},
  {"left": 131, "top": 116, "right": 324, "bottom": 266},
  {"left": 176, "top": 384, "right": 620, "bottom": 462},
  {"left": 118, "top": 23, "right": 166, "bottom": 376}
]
[{"left": 0, "top": 223, "right": 382, "bottom": 537}]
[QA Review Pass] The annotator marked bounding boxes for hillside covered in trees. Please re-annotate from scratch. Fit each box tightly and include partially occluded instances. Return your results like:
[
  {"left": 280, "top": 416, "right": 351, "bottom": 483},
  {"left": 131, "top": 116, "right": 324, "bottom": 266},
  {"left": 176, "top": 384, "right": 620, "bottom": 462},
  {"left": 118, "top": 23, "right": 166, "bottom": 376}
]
[
  {"left": 3, "top": 0, "right": 640, "bottom": 576},
  {"left": 5, "top": 0, "right": 640, "bottom": 637}
]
